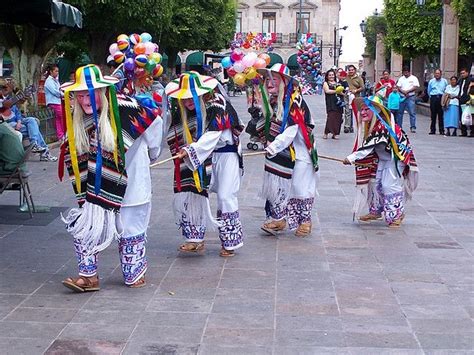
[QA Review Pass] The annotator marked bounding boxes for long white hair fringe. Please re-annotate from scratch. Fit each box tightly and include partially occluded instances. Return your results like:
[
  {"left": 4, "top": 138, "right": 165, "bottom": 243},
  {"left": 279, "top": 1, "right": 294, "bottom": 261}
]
[{"left": 173, "top": 191, "right": 219, "bottom": 229}]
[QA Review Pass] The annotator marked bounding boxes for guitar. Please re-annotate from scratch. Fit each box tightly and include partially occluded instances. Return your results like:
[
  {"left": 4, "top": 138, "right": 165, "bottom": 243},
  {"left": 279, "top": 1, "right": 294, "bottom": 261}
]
[{"left": 0, "top": 85, "right": 36, "bottom": 117}]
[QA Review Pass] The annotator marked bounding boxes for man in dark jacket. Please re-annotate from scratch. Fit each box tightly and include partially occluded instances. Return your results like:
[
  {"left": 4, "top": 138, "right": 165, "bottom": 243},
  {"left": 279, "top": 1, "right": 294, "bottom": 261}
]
[{"left": 458, "top": 67, "right": 473, "bottom": 137}]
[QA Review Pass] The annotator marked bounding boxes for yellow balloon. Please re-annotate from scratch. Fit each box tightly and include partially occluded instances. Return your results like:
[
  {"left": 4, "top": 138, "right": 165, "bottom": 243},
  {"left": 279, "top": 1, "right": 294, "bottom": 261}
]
[
  {"left": 335, "top": 86, "right": 344, "bottom": 94},
  {"left": 233, "top": 73, "right": 246, "bottom": 86},
  {"left": 148, "top": 52, "right": 162, "bottom": 64},
  {"left": 245, "top": 67, "right": 257, "bottom": 80}
]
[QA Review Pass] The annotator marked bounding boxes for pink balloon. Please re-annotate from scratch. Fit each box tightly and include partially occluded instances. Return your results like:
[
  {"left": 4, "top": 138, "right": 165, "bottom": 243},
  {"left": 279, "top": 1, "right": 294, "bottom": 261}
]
[
  {"left": 144, "top": 42, "right": 155, "bottom": 55},
  {"left": 242, "top": 54, "right": 256, "bottom": 68},
  {"left": 233, "top": 61, "right": 245, "bottom": 73},
  {"left": 109, "top": 43, "right": 119, "bottom": 55},
  {"left": 230, "top": 49, "right": 244, "bottom": 63}
]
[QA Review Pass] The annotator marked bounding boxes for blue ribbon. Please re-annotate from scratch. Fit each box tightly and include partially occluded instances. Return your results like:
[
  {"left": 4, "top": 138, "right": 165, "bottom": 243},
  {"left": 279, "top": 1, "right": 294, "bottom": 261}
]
[
  {"left": 189, "top": 77, "right": 204, "bottom": 185},
  {"left": 84, "top": 67, "right": 103, "bottom": 195},
  {"left": 280, "top": 79, "right": 294, "bottom": 133}
]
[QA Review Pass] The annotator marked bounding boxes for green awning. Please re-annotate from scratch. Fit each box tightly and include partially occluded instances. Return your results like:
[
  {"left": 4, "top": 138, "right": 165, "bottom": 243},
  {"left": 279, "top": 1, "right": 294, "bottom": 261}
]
[
  {"left": 162, "top": 53, "right": 182, "bottom": 68},
  {"left": 186, "top": 52, "right": 205, "bottom": 66},
  {"left": 0, "top": 0, "right": 82, "bottom": 29},
  {"left": 287, "top": 54, "right": 299, "bottom": 69},
  {"left": 268, "top": 53, "right": 283, "bottom": 68}
]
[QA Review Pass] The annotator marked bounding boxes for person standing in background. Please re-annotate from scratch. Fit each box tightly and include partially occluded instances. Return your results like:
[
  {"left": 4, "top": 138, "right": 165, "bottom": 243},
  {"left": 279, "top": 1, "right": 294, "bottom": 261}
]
[
  {"left": 345, "top": 65, "right": 365, "bottom": 132},
  {"left": 443, "top": 76, "right": 460, "bottom": 137},
  {"left": 375, "top": 70, "right": 396, "bottom": 104},
  {"left": 396, "top": 67, "right": 419, "bottom": 133},
  {"left": 428, "top": 69, "right": 448, "bottom": 135},
  {"left": 323, "top": 69, "right": 343, "bottom": 139},
  {"left": 458, "top": 67, "right": 473, "bottom": 137},
  {"left": 44, "top": 64, "right": 65, "bottom": 141}
]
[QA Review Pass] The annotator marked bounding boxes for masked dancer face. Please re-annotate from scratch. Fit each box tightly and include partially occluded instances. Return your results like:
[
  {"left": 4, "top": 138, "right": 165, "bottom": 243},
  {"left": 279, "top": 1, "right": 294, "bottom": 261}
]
[
  {"left": 76, "top": 90, "right": 102, "bottom": 115},
  {"left": 360, "top": 105, "right": 374, "bottom": 122},
  {"left": 182, "top": 98, "right": 195, "bottom": 111},
  {"left": 265, "top": 74, "right": 283, "bottom": 96}
]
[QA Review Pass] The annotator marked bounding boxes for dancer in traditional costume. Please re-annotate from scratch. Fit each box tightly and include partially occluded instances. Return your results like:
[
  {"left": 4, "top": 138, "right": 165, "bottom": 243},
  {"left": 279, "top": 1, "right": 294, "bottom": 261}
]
[
  {"left": 343, "top": 96, "right": 418, "bottom": 228},
  {"left": 166, "top": 72, "right": 244, "bottom": 256},
  {"left": 254, "top": 64, "right": 319, "bottom": 237},
  {"left": 60, "top": 64, "right": 163, "bottom": 292}
]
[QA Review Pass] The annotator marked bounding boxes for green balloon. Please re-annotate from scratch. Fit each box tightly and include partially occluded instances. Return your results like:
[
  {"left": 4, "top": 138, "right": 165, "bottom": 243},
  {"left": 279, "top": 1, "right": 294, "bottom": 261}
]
[{"left": 145, "top": 59, "right": 156, "bottom": 73}]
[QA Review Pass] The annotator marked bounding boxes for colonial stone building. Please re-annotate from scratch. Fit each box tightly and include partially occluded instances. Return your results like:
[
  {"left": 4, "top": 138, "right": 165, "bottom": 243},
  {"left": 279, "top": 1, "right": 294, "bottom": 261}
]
[{"left": 179, "top": 0, "right": 342, "bottom": 73}]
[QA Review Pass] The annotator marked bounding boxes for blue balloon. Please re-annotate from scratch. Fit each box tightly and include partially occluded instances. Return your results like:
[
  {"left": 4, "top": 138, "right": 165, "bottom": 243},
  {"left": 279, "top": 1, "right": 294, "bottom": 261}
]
[
  {"left": 221, "top": 56, "right": 232, "bottom": 69},
  {"left": 140, "top": 32, "right": 152, "bottom": 43}
]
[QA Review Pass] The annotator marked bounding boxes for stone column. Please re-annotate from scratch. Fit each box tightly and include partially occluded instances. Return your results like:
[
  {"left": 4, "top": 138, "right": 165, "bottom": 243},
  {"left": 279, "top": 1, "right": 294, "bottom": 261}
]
[
  {"left": 412, "top": 56, "right": 426, "bottom": 89},
  {"left": 374, "top": 33, "right": 386, "bottom": 82},
  {"left": 440, "top": 0, "right": 459, "bottom": 77},
  {"left": 362, "top": 53, "right": 374, "bottom": 84},
  {"left": 390, "top": 50, "right": 403, "bottom": 79}
]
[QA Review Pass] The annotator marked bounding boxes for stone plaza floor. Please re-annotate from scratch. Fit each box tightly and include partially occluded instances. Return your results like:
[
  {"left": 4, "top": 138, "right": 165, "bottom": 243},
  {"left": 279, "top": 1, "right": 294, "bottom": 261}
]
[{"left": 0, "top": 94, "right": 473, "bottom": 354}]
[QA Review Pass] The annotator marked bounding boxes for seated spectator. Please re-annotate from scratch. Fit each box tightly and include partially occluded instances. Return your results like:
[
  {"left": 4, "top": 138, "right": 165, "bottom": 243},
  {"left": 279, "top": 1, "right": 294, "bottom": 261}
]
[
  {"left": 0, "top": 79, "right": 57, "bottom": 162},
  {"left": 0, "top": 120, "right": 29, "bottom": 177}
]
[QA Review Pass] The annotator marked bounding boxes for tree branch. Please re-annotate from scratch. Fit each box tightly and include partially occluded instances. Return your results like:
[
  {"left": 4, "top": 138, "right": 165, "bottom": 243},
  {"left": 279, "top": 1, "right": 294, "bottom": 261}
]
[{"left": 36, "top": 27, "right": 70, "bottom": 57}]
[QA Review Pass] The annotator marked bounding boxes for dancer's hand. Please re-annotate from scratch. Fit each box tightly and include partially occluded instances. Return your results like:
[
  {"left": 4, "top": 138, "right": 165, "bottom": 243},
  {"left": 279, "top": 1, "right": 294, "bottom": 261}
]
[
  {"left": 342, "top": 158, "right": 351, "bottom": 165},
  {"left": 176, "top": 149, "right": 188, "bottom": 160}
]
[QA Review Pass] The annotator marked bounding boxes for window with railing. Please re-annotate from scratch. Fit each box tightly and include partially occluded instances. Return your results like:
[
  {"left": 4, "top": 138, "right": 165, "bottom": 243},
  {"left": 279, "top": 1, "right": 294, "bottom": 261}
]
[
  {"left": 296, "top": 12, "right": 310, "bottom": 34},
  {"left": 236, "top": 12, "right": 242, "bottom": 33},
  {"left": 262, "top": 12, "right": 276, "bottom": 33}
]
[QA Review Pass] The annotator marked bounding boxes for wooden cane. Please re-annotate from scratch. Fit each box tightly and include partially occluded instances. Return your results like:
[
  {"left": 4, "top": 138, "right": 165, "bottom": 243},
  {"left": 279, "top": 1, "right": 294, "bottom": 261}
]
[{"left": 150, "top": 155, "right": 179, "bottom": 168}]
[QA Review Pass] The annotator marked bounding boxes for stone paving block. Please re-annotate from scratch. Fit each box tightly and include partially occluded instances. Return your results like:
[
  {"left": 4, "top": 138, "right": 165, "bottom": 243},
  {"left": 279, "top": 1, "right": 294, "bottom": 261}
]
[
  {"left": 339, "top": 303, "right": 404, "bottom": 317},
  {"left": 198, "top": 344, "right": 272, "bottom": 355},
  {"left": 409, "top": 319, "right": 474, "bottom": 334},
  {"left": 276, "top": 315, "right": 342, "bottom": 331},
  {"left": 155, "top": 287, "right": 217, "bottom": 301},
  {"left": 416, "top": 332, "right": 474, "bottom": 350},
  {"left": 340, "top": 316, "right": 411, "bottom": 334},
  {"left": 130, "top": 324, "right": 204, "bottom": 345},
  {"left": 140, "top": 312, "right": 208, "bottom": 329},
  {"left": 202, "top": 328, "right": 274, "bottom": 347},
  {"left": 45, "top": 339, "right": 125, "bottom": 354},
  {"left": 59, "top": 322, "right": 137, "bottom": 342},
  {"left": 5, "top": 307, "right": 77, "bottom": 323},
  {"left": 275, "top": 329, "right": 346, "bottom": 347},
  {"left": 71, "top": 310, "right": 142, "bottom": 326},
  {"left": 215, "top": 287, "right": 274, "bottom": 300},
  {"left": 123, "top": 341, "right": 199, "bottom": 355},
  {"left": 147, "top": 298, "right": 213, "bottom": 313},
  {"left": 207, "top": 312, "right": 274, "bottom": 329},
  {"left": 345, "top": 348, "right": 423, "bottom": 355},
  {"left": 84, "top": 295, "right": 148, "bottom": 312},
  {"left": 0, "top": 272, "right": 54, "bottom": 295},
  {"left": 0, "top": 321, "right": 66, "bottom": 338},
  {"left": 274, "top": 346, "right": 352, "bottom": 355},
  {"left": 220, "top": 269, "right": 275, "bottom": 290},
  {"left": 344, "top": 332, "right": 420, "bottom": 349},
  {"left": 212, "top": 297, "right": 273, "bottom": 314},
  {"left": 0, "top": 337, "right": 53, "bottom": 355},
  {"left": 401, "top": 304, "right": 471, "bottom": 320},
  {"left": 21, "top": 294, "right": 90, "bottom": 309}
]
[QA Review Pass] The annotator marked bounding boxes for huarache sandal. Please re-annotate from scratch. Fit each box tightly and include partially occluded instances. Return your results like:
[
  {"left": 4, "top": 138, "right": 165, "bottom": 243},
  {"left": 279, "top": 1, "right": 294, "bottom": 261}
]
[
  {"left": 62, "top": 276, "right": 100, "bottom": 293},
  {"left": 128, "top": 276, "right": 146, "bottom": 288},
  {"left": 388, "top": 219, "right": 402, "bottom": 228},
  {"left": 295, "top": 222, "right": 312, "bottom": 237},
  {"left": 178, "top": 242, "right": 205, "bottom": 253},
  {"left": 219, "top": 248, "right": 235, "bottom": 257},
  {"left": 358, "top": 213, "right": 382, "bottom": 223},
  {"left": 261, "top": 219, "right": 286, "bottom": 235}
]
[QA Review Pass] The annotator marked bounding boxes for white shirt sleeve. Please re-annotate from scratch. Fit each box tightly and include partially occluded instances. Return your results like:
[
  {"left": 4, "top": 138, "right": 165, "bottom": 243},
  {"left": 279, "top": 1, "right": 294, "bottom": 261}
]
[
  {"left": 183, "top": 130, "right": 223, "bottom": 171},
  {"left": 142, "top": 116, "right": 163, "bottom": 161},
  {"left": 265, "top": 125, "right": 298, "bottom": 156},
  {"left": 346, "top": 146, "right": 374, "bottom": 164}
]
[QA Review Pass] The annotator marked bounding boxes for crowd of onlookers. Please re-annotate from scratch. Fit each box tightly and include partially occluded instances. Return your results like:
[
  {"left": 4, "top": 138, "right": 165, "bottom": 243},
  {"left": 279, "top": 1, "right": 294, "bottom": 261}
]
[{"left": 321, "top": 65, "right": 474, "bottom": 138}]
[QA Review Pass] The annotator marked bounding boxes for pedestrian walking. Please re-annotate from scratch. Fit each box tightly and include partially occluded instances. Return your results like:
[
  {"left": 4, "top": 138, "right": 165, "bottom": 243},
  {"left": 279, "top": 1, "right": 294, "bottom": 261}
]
[
  {"left": 396, "top": 67, "right": 419, "bottom": 132},
  {"left": 315, "top": 72, "right": 324, "bottom": 95},
  {"left": 171, "top": 72, "right": 245, "bottom": 257},
  {"left": 322, "top": 69, "right": 343, "bottom": 139},
  {"left": 428, "top": 69, "right": 448, "bottom": 135},
  {"left": 443, "top": 76, "right": 460, "bottom": 136},
  {"left": 343, "top": 96, "right": 418, "bottom": 228},
  {"left": 44, "top": 64, "right": 65, "bottom": 140}
]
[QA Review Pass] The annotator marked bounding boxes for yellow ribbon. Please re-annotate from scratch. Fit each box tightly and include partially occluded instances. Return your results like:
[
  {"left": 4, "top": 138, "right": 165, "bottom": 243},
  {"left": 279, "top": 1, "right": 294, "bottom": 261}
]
[{"left": 108, "top": 90, "right": 119, "bottom": 168}]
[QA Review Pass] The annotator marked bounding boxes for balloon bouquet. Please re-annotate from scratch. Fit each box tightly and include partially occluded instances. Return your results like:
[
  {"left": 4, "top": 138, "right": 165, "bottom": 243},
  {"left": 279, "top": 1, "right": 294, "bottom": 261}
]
[
  {"left": 221, "top": 49, "right": 270, "bottom": 87},
  {"left": 295, "top": 34, "right": 321, "bottom": 95},
  {"left": 107, "top": 32, "right": 164, "bottom": 93}
]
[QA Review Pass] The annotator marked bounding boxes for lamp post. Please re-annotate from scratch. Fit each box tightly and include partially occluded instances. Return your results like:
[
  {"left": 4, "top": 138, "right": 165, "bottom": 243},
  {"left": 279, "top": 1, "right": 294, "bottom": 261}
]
[
  {"left": 359, "top": 20, "right": 367, "bottom": 36},
  {"left": 333, "top": 25, "right": 348, "bottom": 67}
]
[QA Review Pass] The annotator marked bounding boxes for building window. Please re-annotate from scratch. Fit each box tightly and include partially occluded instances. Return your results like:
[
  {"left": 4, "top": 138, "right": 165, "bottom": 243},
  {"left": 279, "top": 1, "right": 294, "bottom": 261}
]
[
  {"left": 262, "top": 12, "right": 276, "bottom": 33},
  {"left": 296, "top": 12, "right": 310, "bottom": 34},
  {"left": 236, "top": 12, "right": 242, "bottom": 33}
]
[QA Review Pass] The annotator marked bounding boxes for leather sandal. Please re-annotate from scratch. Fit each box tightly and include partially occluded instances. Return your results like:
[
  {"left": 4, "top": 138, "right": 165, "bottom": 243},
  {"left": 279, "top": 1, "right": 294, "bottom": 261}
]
[
  {"left": 62, "top": 276, "right": 100, "bottom": 293},
  {"left": 261, "top": 219, "right": 286, "bottom": 235},
  {"left": 128, "top": 276, "right": 146, "bottom": 288},
  {"left": 358, "top": 213, "right": 382, "bottom": 223},
  {"left": 178, "top": 242, "right": 205, "bottom": 253},
  {"left": 219, "top": 248, "right": 235, "bottom": 257},
  {"left": 388, "top": 219, "right": 402, "bottom": 228},
  {"left": 295, "top": 222, "right": 312, "bottom": 237}
]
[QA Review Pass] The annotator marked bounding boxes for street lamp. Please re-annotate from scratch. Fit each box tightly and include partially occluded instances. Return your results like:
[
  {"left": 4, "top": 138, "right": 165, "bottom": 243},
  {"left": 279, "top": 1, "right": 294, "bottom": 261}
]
[
  {"left": 416, "top": 0, "right": 443, "bottom": 16},
  {"left": 333, "top": 25, "right": 348, "bottom": 66},
  {"left": 359, "top": 20, "right": 367, "bottom": 36}
]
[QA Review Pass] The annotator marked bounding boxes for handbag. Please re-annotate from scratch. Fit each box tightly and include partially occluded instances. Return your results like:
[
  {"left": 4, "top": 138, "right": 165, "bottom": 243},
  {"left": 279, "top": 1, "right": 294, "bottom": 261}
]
[
  {"left": 461, "top": 105, "right": 472, "bottom": 126},
  {"left": 441, "top": 93, "right": 450, "bottom": 109}
]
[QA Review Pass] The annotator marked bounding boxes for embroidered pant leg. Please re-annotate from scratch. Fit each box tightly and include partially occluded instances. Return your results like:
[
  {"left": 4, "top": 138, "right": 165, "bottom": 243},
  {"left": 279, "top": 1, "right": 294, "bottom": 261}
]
[
  {"left": 381, "top": 162, "right": 405, "bottom": 224},
  {"left": 287, "top": 161, "right": 318, "bottom": 230},
  {"left": 74, "top": 238, "right": 98, "bottom": 277},
  {"left": 174, "top": 192, "right": 207, "bottom": 243},
  {"left": 212, "top": 153, "right": 243, "bottom": 251},
  {"left": 368, "top": 170, "right": 384, "bottom": 216},
  {"left": 117, "top": 203, "right": 150, "bottom": 285}
]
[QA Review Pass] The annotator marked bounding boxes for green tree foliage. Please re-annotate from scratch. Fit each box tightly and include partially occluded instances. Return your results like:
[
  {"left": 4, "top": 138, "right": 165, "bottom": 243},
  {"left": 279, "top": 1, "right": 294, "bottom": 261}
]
[
  {"left": 451, "top": 0, "right": 474, "bottom": 56},
  {"left": 384, "top": 0, "right": 443, "bottom": 58},
  {"left": 159, "top": 0, "right": 236, "bottom": 71},
  {"left": 364, "top": 15, "right": 387, "bottom": 60}
]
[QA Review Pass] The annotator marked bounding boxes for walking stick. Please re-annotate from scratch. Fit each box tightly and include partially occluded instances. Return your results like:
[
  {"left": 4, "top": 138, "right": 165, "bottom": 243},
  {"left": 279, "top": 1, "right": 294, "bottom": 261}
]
[{"left": 150, "top": 155, "right": 179, "bottom": 168}]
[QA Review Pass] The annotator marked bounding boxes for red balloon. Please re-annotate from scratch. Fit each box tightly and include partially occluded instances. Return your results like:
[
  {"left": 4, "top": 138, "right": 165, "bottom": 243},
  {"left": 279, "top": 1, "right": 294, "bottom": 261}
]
[{"left": 227, "top": 68, "right": 237, "bottom": 77}]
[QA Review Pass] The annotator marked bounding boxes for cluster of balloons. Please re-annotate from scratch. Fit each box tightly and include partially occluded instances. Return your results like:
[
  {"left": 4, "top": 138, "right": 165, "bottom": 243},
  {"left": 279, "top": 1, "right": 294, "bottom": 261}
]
[
  {"left": 107, "top": 32, "right": 163, "bottom": 79},
  {"left": 230, "top": 32, "right": 275, "bottom": 52},
  {"left": 296, "top": 36, "right": 321, "bottom": 79},
  {"left": 222, "top": 49, "right": 271, "bottom": 87}
]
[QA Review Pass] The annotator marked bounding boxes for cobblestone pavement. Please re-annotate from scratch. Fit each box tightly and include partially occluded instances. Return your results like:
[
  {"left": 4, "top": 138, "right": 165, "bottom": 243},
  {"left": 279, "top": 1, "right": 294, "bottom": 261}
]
[{"left": 0, "top": 94, "right": 473, "bottom": 355}]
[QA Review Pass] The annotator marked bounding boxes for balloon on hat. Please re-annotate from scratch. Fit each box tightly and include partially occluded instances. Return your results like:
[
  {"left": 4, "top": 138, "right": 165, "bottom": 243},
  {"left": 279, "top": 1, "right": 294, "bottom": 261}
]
[
  {"left": 242, "top": 53, "right": 257, "bottom": 67},
  {"left": 227, "top": 67, "right": 237, "bottom": 77},
  {"left": 135, "top": 54, "right": 148, "bottom": 67},
  {"left": 231, "top": 49, "right": 244, "bottom": 63},
  {"left": 129, "top": 33, "right": 141, "bottom": 45},
  {"left": 140, "top": 32, "right": 152, "bottom": 43},
  {"left": 113, "top": 51, "right": 125, "bottom": 64},
  {"left": 149, "top": 52, "right": 162, "bottom": 64},
  {"left": 109, "top": 43, "right": 119, "bottom": 55}
]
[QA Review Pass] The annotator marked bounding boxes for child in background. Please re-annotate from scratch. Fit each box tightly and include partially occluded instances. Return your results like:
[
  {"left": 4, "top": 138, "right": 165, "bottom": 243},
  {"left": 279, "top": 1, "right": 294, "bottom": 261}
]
[{"left": 388, "top": 85, "right": 402, "bottom": 120}]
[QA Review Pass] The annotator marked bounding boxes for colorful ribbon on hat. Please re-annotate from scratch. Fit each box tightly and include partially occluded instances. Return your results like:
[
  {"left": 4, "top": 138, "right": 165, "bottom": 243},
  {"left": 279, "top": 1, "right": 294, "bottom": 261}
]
[{"left": 62, "top": 65, "right": 124, "bottom": 195}]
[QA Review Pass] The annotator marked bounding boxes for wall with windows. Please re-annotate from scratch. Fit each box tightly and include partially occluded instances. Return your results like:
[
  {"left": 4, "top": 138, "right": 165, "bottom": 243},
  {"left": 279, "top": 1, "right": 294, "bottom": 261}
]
[{"left": 236, "top": 0, "right": 341, "bottom": 71}]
